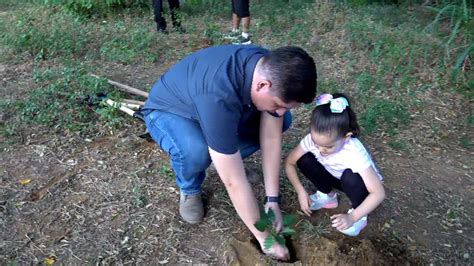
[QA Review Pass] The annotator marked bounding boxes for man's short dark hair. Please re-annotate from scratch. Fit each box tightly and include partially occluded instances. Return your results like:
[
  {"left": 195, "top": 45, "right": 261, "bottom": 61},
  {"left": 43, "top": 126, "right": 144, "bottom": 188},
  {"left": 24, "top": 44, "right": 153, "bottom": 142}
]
[{"left": 260, "top": 46, "right": 317, "bottom": 104}]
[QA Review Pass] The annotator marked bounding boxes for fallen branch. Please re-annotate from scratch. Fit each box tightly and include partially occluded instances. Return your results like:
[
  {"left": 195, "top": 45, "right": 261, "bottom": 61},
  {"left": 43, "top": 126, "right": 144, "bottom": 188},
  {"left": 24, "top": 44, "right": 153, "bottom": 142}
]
[
  {"left": 29, "top": 171, "right": 77, "bottom": 201},
  {"left": 89, "top": 74, "right": 149, "bottom": 98},
  {"left": 122, "top": 99, "right": 145, "bottom": 106}
]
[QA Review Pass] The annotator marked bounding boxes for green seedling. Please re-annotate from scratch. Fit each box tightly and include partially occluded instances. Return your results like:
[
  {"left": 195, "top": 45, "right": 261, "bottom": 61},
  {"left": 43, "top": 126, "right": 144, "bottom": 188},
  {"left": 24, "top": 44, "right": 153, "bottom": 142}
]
[{"left": 254, "top": 208, "right": 297, "bottom": 250}]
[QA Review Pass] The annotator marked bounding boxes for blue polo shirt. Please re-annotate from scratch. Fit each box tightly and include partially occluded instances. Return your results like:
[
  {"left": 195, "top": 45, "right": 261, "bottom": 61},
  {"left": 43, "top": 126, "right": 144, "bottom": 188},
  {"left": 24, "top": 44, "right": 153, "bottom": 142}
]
[{"left": 143, "top": 45, "right": 268, "bottom": 154}]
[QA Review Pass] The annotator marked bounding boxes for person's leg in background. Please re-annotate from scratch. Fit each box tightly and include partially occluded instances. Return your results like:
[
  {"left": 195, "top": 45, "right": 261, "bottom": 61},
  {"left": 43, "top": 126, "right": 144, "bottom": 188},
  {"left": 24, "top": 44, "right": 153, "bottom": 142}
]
[
  {"left": 145, "top": 110, "right": 211, "bottom": 224},
  {"left": 235, "top": 0, "right": 251, "bottom": 42},
  {"left": 153, "top": 0, "right": 167, "bottom": 32},
  {"left": 168, "top": 0, "right": 185, "bottom": 33},
  {"left": 237, "top": 0, "right": 250, "bottom": 41},
  {"left": 232, "top": 12, "right": 241, "bottom": 32},
  {"left": 227, "top": 0, "right": 251, "bottom": 44},
  {"left": 224, "top": 0, "right": 242, "bottom": 40}
]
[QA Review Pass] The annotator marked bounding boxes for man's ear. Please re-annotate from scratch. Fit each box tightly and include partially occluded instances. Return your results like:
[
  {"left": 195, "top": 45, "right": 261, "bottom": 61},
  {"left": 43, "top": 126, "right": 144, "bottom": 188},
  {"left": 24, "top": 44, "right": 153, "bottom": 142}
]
[{"left": 256, "top": 79, "right": 272, "bottom": 92}]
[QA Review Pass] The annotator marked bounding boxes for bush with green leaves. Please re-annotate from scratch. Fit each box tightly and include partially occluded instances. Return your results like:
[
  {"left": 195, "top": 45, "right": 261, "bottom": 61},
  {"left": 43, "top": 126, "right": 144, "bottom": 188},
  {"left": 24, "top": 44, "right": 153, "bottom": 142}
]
[
  {"left": 41, "top": 0, "right": 150, "bottom": 17},
  {"left": 254, "top": 208, "right": 296, "bottom": 250}
]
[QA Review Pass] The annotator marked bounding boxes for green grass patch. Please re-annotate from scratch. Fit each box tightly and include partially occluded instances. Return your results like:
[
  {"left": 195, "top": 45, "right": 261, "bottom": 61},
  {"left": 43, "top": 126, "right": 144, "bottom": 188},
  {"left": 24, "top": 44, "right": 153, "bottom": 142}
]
[
  {"left": 1, "top": 7, "right": 90, "bottom": 60},
  {"left": 0, "top": 65, "right": 127, "bottom": 137},
  {"left": 0, "top": 6, "right": 187, "bottom": 64},
  {"left": 299, "top": 217, "right": 331, "bottom": 239},
  {"left": 98, "top": 20, "right": 160, "bottom": 64},
  {"left": 1, "top": 0, "right": 471, "bottom": 147},
  {"left": 359, "top": 98, "right": 410, "bottom": 136}
]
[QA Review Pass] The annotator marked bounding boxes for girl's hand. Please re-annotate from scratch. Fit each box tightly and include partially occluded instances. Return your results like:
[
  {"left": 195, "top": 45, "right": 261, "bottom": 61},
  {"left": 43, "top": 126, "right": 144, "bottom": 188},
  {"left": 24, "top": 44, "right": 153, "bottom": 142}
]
[
  {"left": 297, "top": 191, "right": 312, "bottom": 216},
  {"left": 330, "top": 213, "right": 354, "bottom": 230}
]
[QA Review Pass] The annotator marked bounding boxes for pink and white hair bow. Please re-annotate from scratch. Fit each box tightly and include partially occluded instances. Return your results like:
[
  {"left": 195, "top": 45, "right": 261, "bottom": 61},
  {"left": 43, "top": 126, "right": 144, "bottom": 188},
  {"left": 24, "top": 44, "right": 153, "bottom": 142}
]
[{"left": 315, "top": 93, "right": 349, "bottom": 113}]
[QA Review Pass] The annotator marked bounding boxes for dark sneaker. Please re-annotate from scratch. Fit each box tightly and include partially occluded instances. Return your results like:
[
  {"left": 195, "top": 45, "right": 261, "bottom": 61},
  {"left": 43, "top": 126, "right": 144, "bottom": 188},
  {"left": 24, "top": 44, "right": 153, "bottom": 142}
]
[
  {"left": 223, "top": 30, "right": 241, "bottom": 40},
  {"left": 232, "top": 35, "right": 252, "bottom": 45},
  {"left": 157, "top": 26, "right": 168, "bottom": 34},
  {"left": 179, "top": 193, "right": 204, "bottom": 224}
]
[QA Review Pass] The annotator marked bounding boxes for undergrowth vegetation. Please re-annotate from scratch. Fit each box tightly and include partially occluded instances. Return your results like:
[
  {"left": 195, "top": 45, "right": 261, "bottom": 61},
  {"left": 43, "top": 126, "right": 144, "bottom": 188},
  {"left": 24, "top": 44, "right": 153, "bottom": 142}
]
[{"left": 0, "top": 0, "right": 472, "bottom": 149}]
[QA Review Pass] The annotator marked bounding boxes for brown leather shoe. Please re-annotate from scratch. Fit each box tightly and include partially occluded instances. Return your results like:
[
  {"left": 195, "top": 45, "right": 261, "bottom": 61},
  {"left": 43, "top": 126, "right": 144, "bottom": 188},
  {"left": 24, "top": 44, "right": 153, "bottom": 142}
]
[{"left": 179, "top": 193, "right": 204, "bottom": 224}]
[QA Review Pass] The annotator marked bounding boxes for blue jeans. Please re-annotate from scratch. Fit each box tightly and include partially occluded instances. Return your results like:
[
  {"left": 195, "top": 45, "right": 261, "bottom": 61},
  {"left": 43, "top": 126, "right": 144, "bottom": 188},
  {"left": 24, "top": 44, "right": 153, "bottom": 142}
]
[{"left": 145, "top": 110, "right": 292, "bottom": 195}]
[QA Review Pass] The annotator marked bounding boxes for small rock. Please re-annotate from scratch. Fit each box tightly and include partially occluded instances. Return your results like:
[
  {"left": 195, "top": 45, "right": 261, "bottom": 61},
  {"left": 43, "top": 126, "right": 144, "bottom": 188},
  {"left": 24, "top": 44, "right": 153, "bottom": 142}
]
[{"left": 463, "top": 253, "right": 469, "bottom": 260}]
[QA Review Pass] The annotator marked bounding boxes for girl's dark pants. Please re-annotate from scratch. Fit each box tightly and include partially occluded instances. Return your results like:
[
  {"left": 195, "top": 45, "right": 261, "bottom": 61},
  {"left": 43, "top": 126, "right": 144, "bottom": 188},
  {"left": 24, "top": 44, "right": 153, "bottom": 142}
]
[{"left": 296, "top": 152, "right": 369, "bottom": 208}]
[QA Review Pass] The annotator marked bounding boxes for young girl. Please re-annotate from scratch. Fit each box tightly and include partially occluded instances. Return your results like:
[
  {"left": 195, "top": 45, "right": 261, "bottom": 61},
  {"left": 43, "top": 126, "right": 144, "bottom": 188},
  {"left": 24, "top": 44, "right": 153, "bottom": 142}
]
[{"left": 285, "top": 93, "right": 385, "bottom": 236}]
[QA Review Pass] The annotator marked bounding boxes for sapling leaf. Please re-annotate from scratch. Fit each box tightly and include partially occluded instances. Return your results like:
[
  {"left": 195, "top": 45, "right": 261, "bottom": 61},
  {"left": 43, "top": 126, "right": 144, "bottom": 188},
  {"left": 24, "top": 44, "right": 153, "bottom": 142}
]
[
  {"left": 281, "top": 227, "right": 296, "bottom": 236},
  {"left": 256, "top": 208, "right": 298, "bottom": 250},
  {"left": 267, "top": 208, "right": 275, "bottom": 224},
  {"left": 282, "top": 214, "right": 296, "bottom": 226},
  {"left": 255, "top": 219, "right": 270, "bottom": 232},
  {"left": 275, "top": 234, "right": 286, "bottom": 246},
  {"left": 259, "top": 208, "right": 268, "bottom": 220},
  {"left": 264, "top": 234, "right": 276, "bottom": 250}
]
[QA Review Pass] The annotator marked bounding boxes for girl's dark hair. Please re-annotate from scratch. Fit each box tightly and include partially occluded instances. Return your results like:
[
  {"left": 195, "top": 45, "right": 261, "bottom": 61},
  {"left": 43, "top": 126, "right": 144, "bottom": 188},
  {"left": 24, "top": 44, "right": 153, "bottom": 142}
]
[{"left": 310, "top": 93, "right": 360, "bottom": 138}]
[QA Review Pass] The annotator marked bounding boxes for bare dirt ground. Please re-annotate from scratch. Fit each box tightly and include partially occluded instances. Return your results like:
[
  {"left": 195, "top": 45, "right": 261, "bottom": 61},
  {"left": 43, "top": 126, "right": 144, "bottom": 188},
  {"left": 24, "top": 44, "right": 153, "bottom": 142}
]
[{"left": 1, "top": 60, "right": 472, "bottom": 265}]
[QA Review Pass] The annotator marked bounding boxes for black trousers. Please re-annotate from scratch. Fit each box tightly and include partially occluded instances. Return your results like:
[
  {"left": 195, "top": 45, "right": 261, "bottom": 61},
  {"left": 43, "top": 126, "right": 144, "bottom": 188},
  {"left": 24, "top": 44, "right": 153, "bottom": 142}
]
[
  {"left": 153, "top": 0, "right": 181, "bottom": 30},
  {"left": 231, "top": 0, "right": 250, "bottom": 17},
  {"left": 296, "top": 152, "right": 369, "bottom": 208}
]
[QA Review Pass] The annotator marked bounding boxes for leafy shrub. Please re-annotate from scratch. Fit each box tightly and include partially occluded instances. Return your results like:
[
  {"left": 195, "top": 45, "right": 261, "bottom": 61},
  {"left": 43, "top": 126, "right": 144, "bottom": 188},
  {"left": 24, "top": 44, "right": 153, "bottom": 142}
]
[{"left": 42, "top": 0, "right": 150, "bottom": 17}]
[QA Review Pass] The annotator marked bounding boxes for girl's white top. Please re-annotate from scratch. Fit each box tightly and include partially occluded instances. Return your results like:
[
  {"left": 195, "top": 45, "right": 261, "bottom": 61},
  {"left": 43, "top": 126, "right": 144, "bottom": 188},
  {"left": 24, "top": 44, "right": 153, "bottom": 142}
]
[{"left": 299, "top": 134, "right": 383, "bottom": 180}]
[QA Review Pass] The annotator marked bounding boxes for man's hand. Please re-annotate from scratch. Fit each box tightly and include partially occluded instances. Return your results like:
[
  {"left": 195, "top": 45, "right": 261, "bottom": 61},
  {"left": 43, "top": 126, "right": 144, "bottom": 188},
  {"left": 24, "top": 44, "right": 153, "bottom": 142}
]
[
  {"left": 297, "top": 191, "right": 312, "bottom": 216},
  {"left": 264, "top": 202, "right": 283, "bottom": 232},
  {"left": 262, "top": 241, "right": 290, "bottom": 261},
  {"left": 330, "top": 213, "right": 354, "bottom": 230}
]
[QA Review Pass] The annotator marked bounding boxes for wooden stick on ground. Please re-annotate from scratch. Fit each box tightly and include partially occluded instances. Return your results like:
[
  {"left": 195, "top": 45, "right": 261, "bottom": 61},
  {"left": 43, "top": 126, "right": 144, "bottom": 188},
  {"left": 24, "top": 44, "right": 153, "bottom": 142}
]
[
  {"left": 90, "top": 74, "right": 149, "bottom": 98},
  {"left": 29, "top": 171, "right": 78, "bottom": 201},
  {"left": 122, "top": 99, "right": 146, "bottom": 106}
]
